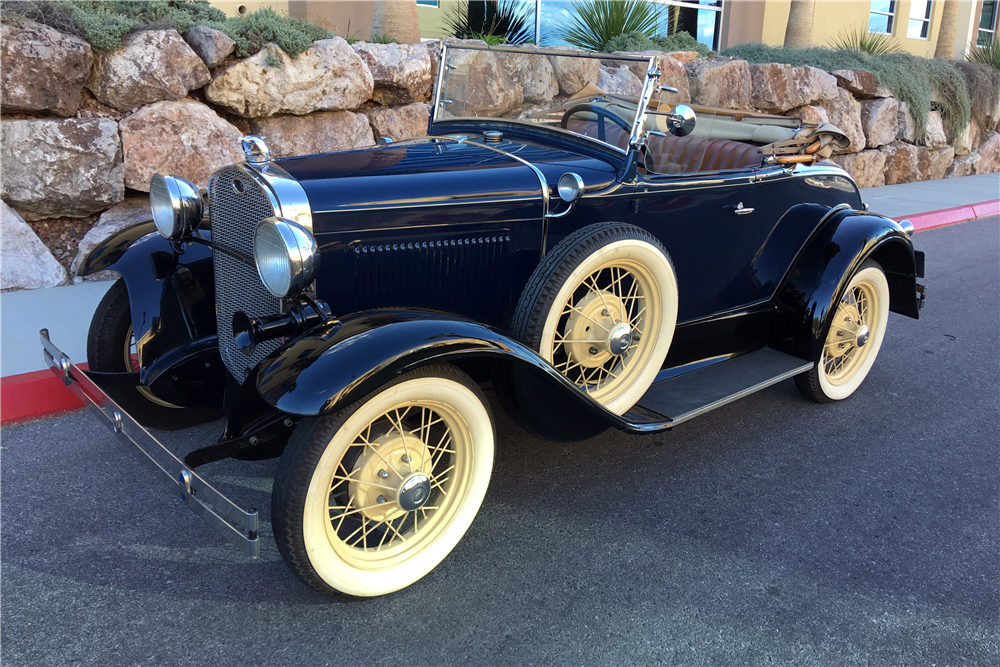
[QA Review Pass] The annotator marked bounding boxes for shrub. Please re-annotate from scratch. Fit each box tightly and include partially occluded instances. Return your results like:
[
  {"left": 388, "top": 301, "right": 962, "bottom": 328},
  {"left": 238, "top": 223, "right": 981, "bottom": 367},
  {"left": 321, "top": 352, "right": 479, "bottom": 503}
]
[
  {"left": 829, "top": 26, "right": 903, "bottom": 56},
  {"left": 470, "top": 32, "right": 508, "bottom": 46},
  {"left": 603, "top": 30, "right": 711, "bottom": 58},
  {"left": 722, "top": 42, "right": 971, "bottom": 140},
  {"left": 557, "top": 0, "right": 662, "bottom": 52},
  {"left": 952, "top": 61, "right": 1000, "bottom": 129},
  {"left": 444, "top": 0, "right": 532, "bottom": 45},
  {"left": 369, "top": 32, "right": 399, "bottom": 45},
  {"left": 968, "top": 38, "right": 1000, "bottom": 71}
]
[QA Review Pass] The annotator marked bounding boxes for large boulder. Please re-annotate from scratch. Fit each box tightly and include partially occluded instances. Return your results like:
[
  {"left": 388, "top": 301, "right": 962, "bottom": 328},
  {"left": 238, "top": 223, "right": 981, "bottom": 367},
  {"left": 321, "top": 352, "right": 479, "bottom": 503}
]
[
  {"left": 610, "top": 51, "right": 690, "bottom": 104},
  {"left": 250, "top": 111, "right": 375, "bottom": 157},
  {"left": 184, "top": 25, "right": 236, "bottom": 70},
  {"left": 496, "top": 51, "right": 559, "bottom": 103},
  {"left": 597, "top": 66, "right": 643, "bottom": 97},
  {"left": 945, "top": 152, "right": 980, "bottom": 177},
  {"left": 548, "top": 46, "right": 601, "bottom": 96},
  {"left": 818, "top": 88, "right": 865, "bottom": 154},
  {"left": 1, "top": 201, "right": 70, "bottom": 290},
  {"left": 896, "top": 101, "right": 917, "bottom": 143},
  {"left": 831, "top": 149, "right": 886, "bottom": 188},
  {"left": 859, "top": 97, "right": 898, "bottom": 148},
  {"left": 70, "top": 197, "right": 152, "bottom": 276},
  {"left": 749, "top": 63, "right": 835, "bottom": 113},
  {"left": 0, "top": 118, "right": 123, "bottom": 220},
  {"left": 923, "top": 110, "right": 948, "bottom": 150},
  {"left": 920, "top": 146, "right": 955, "bottom": 181},
  {"left": 86, "top": 29, "right": 210, "bottom": 112},
  {"left": 362, "top": 103, "right": 430, "bottom": 142},
  {"left": 439, "top": 47, "right": 522, "bottom": 117},
  {"left": 787, "top": 105, "right": 830, "bottom": 124},
  {"left": 832, "top": 69, "right": 876, "bottom": 97},
  {"left": 0, "top": 20, "right": 93, "bottom": 117},
  {"left": 119, "top": 100, "right": 243, "bottom": 192},
  {"left": 206, "top": 38, "right": 374, "bottom": 118},
  {"left": 949, "top": 118, "right": 982, "bottom": 156},
  {"left": 353, "top": 42, "right": 434, "bottom": 106},
  {"left": 685, "top": 58, "right": 751, "bottom": 110},
  {"left": 976, "top": 132, "right": 1000, "bottom": 173},
  {"left": 879, "top": 141, "right": 920, "bottom": 184}
]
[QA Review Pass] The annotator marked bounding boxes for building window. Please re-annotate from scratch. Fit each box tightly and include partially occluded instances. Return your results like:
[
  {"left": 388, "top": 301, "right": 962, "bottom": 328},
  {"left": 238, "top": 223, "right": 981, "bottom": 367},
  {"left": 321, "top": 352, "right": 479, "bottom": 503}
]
[
  {"left": 653, "top": 0, "right": 723, "bottom": 51},
  {"left": 979, "top": 0, "right": 997, "bottom": 46},
  {"left": 906, "top": 0, "right": 932, "bottom": 39},
  {"left": 416, "top": 0, "right": 439, "bottom": 7},
  {"left": 869, "top": 0, "right": 896, "bottom": 34}
]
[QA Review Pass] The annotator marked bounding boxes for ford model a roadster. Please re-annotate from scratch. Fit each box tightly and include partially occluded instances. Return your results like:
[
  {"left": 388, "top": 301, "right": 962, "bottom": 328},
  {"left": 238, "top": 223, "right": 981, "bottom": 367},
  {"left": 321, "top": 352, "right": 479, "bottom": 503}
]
[{"left": 42, "top": 44, "right": 926, "bottom": 597}]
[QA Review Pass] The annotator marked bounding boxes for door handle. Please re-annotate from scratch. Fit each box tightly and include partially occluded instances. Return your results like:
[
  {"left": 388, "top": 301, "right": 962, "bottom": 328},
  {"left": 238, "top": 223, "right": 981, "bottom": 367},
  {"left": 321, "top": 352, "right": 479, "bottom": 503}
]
[{"left": 732, "top": 202, "right": 754, "bottom": 215}]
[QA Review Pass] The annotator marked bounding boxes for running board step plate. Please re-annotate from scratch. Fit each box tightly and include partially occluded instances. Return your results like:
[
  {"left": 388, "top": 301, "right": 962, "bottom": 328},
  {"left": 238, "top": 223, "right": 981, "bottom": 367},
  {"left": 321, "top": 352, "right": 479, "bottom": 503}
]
[{"left": 636, "top": 348, "right": 813, "bottom": 426}]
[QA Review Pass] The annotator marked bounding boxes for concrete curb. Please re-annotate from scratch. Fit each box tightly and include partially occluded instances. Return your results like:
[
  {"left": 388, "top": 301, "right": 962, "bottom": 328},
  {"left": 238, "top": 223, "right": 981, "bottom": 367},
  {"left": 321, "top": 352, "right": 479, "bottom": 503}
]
[{"left": 3, "top": 198, "right": 997, "bottom": 427}]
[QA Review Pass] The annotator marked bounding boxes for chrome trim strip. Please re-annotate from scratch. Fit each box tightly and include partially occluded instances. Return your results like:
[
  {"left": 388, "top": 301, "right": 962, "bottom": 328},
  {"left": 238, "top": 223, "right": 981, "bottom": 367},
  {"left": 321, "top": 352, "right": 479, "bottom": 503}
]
[
  {"left": 241, "top": 161, "right": 314, "bottom": 232},
  {"left": 432, "top": 42, "right": 448, "bottom": 124},
  {"left": 39, "top": 329, "right": 260, "bottom": 558}
]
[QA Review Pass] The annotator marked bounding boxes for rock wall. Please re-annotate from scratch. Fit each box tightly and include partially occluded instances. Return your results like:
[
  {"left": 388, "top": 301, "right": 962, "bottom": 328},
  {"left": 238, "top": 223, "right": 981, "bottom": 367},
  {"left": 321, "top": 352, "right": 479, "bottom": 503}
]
[{"left": 1, "top": 18, "right": 998, "bottom": 291}]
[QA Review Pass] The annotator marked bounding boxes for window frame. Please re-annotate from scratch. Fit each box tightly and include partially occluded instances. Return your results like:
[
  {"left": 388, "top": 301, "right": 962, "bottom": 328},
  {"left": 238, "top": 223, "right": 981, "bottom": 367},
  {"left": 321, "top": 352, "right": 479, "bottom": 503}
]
[
  {"left": 416, "top": 0, "right": 439, "bottom": 8},
  {"left": 906, "top": 0, "right": 933, "bottom": 40},
  {"left": 868, "top": 0, "right": 897, "bottom": 35},
  {"left": 979, "top": 0, "right": 997, "bottom": 47}
]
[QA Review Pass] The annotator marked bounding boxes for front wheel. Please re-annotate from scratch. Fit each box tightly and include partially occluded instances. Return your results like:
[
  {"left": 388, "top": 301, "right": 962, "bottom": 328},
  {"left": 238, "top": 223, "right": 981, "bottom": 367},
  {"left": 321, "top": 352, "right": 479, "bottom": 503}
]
[
  {"left": 795, "top": 260, "right": 890, "bottom": 402},
  {"left": 271, "top": 364, "right": 495, "bottom": 597}
]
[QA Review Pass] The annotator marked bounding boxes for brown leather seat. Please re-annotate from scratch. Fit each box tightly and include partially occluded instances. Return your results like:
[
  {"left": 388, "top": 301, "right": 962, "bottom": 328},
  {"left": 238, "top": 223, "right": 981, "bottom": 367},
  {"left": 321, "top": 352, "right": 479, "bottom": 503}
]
[{"left": 645, "top": 134, "right": 762, "bottom": 174}]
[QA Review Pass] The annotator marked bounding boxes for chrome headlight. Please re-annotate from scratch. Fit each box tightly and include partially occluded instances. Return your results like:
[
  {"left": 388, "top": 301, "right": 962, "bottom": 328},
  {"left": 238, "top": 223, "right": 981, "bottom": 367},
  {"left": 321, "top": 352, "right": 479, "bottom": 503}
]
[
  {"left": 253, "top": 217, "right": 319, "bottom": 298},
  {"left": 149, "top": 173, "right": 202, "bottom": 240}
]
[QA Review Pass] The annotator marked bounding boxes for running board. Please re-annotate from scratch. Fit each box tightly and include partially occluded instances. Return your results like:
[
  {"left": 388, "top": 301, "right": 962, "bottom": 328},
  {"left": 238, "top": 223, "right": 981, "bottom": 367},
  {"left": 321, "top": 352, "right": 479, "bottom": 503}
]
[{"left": 632, "top": 348, "right": 813, "bottom": 427}]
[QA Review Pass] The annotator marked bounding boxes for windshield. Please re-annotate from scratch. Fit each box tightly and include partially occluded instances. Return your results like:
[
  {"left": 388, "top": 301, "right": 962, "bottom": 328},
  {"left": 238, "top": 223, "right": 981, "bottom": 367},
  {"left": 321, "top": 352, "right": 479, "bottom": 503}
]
[{"left": 432, "top": 44, "right": 655, "bottom": 152}]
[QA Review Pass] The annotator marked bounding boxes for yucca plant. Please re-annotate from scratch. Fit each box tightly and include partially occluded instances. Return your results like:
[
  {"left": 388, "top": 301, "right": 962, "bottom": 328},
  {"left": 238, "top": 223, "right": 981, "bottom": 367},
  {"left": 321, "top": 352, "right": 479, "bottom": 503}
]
[
  {"left": 829, "top": 26, "right": 903, "bottom": 56},
  {"left": 969, "top": 37, "right": 1000, "bottom": 71},
  {"left": 557, "top": 0, "right": 663, "bottom": 52},
  {"left": 444, "top": 0, "right": 532, "bottom": 45}
]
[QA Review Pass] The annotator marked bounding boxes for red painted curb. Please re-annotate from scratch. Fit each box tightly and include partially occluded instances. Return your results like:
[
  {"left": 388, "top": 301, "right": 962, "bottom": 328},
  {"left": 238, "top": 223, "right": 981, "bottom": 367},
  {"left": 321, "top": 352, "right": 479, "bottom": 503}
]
[
  {"left": 896, "top": 199, "right": 1000, "bottom": 232},
  {"left": 1, "top": 365, "right": 87, "bottom": 427}
]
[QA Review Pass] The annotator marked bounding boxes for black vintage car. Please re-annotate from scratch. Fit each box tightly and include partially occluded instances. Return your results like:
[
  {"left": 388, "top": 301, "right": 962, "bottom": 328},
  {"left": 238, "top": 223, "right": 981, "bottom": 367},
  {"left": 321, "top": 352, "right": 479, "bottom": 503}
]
[{"left": 42, "top": 44, "right": 926, "bottom": 597}]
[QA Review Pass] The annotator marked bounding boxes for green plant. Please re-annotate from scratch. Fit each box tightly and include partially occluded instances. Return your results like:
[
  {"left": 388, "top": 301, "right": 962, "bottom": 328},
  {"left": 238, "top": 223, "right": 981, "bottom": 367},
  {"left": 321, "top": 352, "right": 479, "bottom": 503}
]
[
  {"left": 829, "top": 25, "right": 903, "bottom": 56},
  {"left": 444, "top": 0, "right": 532, "bottom": 45},
  {"left": 722, "top": 43, "right": 971, "bottom": 139},
  {"left": 952, "top": 61, "right": 1000, "bottom": 128},
  {"left": 369, "top": 31, "right": 399, "bottom": 44},
  {"left": 968, "top": 37, "right": 1000, "bottom": 70},
  {"left": 603, "top": 30, "right": 711, "bottom": 58},
  {"left": 557, "top": 0, "right": 663, "bottom": 52}
]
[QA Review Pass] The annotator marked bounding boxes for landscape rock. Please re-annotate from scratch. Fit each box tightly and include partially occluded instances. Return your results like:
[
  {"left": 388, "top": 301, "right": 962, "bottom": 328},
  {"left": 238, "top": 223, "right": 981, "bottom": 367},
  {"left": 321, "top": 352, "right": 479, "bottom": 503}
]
[
  {"left": 70, "top": 198, "right": 152, "bottom": 275},
  {"left": 87, "top": 29, "right": 210, "bottom": 111},
  {"left": 949, "top": 118, "right": 982, "bottom": 156},
  {"left": 496, "top": 51, "right": 559, "bottom": 103},
  {"left": 832, "top": 69, "right": 876, "bottom": 97},
  {"left": 859, "top": 97, "right": 898, "bottom": 148},
  {"left": 439, "top": 46, "right": 522, "bottom": 116},
  {"left": 787, "top": 105, "right": 829, "bottom": 124},
  {"left": 362, "top": 103, "right": 430, "bottom": 142},
  {"left": 749, "top": 64, "right": 835, "bottom": 113},
  {"left": 879, "top": 141, "right": 920, "bottom": 184},
  {"left": 975, "top": 132, "right": 1000, "bottom": 173},
  {"left": 1, "top": 201, "right": 70, "bottom": 290},
  {"left": 184, "top": 25, "right": 236, "bottom": 69},
  {"left": 206, "top": 38, "right": 373, "bottom": 118},
  {"left": 353, "top": 41, "right": 433, "bottom": 106},
  {"left": 945, "top": 152, "right": 980, "bottom": 177},
  {"left": 666, "top": 51, "right": 699, "bottom": 64},
  {"left": 610, "top": 51, "right": 690, "bottom": 103},
  {"left": 250, "top": 110, "right": 375, "bottom": 156},
  {"left": 896, "top": 101, "right": 917, "bottom": 143},
  {"left": 685, "top": 58, "right": 751, "bottom": 110},
  {"left": 0, "top": 118, "right": 123, "bottom": 220},
  {"left": 831, "top": 149, "right": 886, "bottom": 188},
  {"left": 914, "top": 145, "right": 931, "bottom": 181},
  {"left": 119, "top": 100, "right": 243, "bottom": 191},
  {"left": 923, "top": 110, "right": 948, "bottom": 150},
  {"left": 920, "top": 146, "right": 955, "bottom": 181},
  {"left": 597, "top": 66, "right": 643, "bottom": 97},
  {"left": 1, "top": 20, "right": 93, "bottom": 117},
  {"left": 818, "top": 88, "right": 865, "bottom": 154},
  {"left": 549, "top": 46, "right": 602, "bottom": 96}
]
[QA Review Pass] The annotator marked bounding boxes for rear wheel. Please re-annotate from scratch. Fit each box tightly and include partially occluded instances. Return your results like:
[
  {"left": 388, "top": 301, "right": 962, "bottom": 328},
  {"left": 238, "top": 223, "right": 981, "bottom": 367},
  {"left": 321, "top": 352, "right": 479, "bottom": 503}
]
[{"left": 87, "top": 279, "right": 223, "bottom": 430}]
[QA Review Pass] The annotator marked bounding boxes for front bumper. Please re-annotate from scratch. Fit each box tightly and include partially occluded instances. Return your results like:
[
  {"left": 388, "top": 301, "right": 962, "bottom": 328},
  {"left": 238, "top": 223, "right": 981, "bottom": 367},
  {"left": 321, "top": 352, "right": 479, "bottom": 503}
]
[{"left": 40, "top": 329, "right": 260, "bottom": 558}]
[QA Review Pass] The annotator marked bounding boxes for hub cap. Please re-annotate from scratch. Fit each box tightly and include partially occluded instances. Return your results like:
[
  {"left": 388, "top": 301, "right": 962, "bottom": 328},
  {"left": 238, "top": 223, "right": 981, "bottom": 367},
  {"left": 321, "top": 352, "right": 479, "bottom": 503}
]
[{"left": 822, "top": 280, "right": 878, "bottom": 385}]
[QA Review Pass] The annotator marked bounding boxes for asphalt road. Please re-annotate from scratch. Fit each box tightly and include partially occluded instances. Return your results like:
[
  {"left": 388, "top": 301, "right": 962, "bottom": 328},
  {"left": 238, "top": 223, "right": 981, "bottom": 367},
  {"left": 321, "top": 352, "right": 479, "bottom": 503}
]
[{"left": 2, "top": 217, "right": 997, "bottom": 667}]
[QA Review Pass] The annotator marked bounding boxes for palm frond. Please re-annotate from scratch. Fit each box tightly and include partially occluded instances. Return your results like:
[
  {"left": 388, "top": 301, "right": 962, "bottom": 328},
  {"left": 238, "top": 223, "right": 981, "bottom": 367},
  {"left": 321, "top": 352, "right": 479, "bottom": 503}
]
[
  {"left": 968, "top": 38, "right": 1000, "bottom": 70},
  {"left": 444, "top": 0, "right": 533, "bottom": 45},
  {"left": 557, "top": 0, "right": 663, "bottom": 52}
]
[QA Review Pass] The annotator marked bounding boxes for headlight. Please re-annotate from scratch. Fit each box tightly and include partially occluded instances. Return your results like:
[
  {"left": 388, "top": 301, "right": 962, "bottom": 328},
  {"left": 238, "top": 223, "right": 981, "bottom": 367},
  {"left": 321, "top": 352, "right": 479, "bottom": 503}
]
[
  {"left": 253, "top": 217, "right": 319, "bottom": 298},
  {"left": 149, "top": 173, "right": 202, "bottom": 240}
]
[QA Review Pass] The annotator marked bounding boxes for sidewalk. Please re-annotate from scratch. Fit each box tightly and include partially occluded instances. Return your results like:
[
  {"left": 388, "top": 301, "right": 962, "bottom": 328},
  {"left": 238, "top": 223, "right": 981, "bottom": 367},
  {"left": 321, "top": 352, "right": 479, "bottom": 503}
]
[{"left": 2, "top": 172, "right": 997, "bottom": 425}]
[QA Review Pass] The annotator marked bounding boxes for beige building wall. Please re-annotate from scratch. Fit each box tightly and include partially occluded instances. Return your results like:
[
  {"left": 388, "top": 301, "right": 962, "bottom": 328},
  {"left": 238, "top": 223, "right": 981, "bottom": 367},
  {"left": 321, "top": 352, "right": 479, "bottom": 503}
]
[{"left": 285, "top": 0, "right": 461, "bottom": 41}]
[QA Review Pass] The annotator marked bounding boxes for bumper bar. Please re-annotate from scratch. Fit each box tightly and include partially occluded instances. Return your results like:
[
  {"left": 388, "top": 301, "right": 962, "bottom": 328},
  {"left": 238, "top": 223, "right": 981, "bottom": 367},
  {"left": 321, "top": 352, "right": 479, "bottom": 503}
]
[{"left": 39, "top": 329, "right": 260, "bottom": 558}]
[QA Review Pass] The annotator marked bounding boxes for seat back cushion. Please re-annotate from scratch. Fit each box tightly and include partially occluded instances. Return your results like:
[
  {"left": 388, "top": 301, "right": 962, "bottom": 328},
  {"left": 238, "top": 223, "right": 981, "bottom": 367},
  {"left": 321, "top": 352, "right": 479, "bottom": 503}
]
[{"left": 645, "top": 135, "right": 761, "bottom": 174}]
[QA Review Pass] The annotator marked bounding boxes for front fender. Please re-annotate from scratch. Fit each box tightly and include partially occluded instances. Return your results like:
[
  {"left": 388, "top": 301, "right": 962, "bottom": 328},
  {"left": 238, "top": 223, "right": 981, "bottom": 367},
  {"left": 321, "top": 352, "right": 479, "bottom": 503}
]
[
  {"left": 772, "top": 209, "right": 918, "bottom": 361},
  {"left": 79, "top": 224, "right": 222, "bottom": 401},
  {"left": 255, "top": 310, "right": 645, "bottom": 442}
]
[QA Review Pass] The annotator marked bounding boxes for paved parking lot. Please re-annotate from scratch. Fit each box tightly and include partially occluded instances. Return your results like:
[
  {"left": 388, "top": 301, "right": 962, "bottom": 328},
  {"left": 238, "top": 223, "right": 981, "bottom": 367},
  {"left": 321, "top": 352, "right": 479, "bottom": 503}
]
[{"left": 2, "top": 218, "right": 997, "bottom": 666}]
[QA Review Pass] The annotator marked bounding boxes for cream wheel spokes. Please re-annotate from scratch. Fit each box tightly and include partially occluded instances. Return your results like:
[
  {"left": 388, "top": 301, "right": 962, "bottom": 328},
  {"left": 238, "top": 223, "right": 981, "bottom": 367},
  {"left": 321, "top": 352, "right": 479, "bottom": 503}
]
[
  {"left": 551, "top": 263, "right": 654, "bottom": 401},
  {"left": 324, "top": 403, "right": 468, "bottom": 568},
  {"left": 822, "top": 280, "right": 878, "bottom": 385}
]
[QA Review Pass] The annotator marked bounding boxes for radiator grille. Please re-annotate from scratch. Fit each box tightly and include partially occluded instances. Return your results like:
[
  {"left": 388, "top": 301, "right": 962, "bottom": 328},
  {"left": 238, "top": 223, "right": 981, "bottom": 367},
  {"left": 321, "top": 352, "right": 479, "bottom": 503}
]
[{"left": 209, "top": 167, "right": 282, "bottom": 383}]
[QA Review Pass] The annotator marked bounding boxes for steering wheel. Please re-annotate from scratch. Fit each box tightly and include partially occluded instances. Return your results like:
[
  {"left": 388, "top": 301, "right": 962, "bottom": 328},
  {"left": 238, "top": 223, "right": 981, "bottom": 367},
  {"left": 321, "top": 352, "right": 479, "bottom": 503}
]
[{"left": 560, "top": 104, "right": 631, "bottom": 144}]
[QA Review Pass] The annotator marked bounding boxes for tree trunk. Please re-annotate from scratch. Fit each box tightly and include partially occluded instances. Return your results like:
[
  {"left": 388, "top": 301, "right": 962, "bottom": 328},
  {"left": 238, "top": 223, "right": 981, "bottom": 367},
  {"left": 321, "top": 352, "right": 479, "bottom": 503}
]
[
  {"left": 783, "top": 0, "right": 815, "bottom": 49},
  {"left": 372, "top": 0, "right": 421, "bottom": 44},
  {"left": 934, "top": 0, "right": 959, "bottom": 59}
]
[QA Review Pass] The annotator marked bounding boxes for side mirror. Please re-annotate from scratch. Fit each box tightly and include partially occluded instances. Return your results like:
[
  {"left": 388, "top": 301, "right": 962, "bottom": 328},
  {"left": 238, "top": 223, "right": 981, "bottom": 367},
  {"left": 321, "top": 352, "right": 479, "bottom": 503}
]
[{"left": 668, "top": 104, "right": 696, "bottom": 137}]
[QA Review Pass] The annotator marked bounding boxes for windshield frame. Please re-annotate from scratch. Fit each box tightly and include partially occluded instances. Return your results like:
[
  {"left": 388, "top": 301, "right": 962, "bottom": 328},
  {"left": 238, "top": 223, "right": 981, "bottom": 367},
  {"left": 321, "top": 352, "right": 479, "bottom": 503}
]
[{"left": 430, "top": 43, "right": 659, "bottom": 160}]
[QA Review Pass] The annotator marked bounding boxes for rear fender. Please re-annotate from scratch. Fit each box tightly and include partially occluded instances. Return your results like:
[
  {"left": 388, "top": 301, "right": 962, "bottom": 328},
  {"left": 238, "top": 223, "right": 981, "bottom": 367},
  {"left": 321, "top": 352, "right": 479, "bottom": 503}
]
[
  {"left": 255, "top": 310, "right": 624, "bottom": 442},
  {"left": 772, "top": 209, "right": 918, "bottom": 360},
  {"left": 78, "top": 223, "right": 222, "bottom": 394}
]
